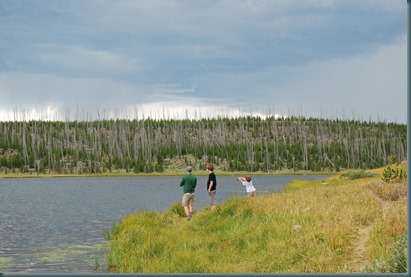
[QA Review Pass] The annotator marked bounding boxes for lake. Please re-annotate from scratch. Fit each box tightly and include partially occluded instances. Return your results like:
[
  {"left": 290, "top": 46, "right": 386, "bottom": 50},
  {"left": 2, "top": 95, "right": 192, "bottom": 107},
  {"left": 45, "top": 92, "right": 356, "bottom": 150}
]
[{"left": 0, "top": 174, "right": 330, "bottom": 273}]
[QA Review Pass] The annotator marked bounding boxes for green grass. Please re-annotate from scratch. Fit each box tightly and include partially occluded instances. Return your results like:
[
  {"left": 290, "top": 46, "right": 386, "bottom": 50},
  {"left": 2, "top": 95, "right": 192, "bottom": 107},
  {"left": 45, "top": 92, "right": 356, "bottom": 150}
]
[{"left": 105, "top": 163, "right": 407, "bottom": 273}]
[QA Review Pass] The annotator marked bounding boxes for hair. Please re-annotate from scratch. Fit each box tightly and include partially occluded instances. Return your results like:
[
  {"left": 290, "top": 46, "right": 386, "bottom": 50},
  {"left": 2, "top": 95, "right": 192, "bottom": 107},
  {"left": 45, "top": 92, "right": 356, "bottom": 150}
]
[
  {"left": 246, "top": 176, "right": 251, "bottom": 182},
  {"left": 206, "top": 163, "right": 214, "bottom": 171}
]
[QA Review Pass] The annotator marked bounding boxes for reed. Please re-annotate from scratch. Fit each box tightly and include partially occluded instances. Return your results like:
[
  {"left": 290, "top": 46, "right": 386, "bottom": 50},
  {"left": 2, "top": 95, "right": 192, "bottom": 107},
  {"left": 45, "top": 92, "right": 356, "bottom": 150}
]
[{"left": 105, "top": 163, "right": 407, "bottom": 273}]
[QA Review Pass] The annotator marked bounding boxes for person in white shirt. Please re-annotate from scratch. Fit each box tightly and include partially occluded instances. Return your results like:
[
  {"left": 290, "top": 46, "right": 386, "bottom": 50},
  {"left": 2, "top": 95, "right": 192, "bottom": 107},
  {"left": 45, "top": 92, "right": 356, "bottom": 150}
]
[{"left": 236, "top": 176, "right": 256, "bottom": 197}]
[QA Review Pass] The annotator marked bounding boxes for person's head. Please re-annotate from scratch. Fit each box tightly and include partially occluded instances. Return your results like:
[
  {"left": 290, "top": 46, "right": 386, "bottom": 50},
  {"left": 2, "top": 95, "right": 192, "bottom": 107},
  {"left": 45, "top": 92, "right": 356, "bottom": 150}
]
[
  {"left": 246, "top": 176, "right": 251, "bottom": 182},
  {"left": 206, "top": 163, "right": 214, "bottom": 171},
  {"left": 187, "top": 166, "right": 193, "bottom": 173}
]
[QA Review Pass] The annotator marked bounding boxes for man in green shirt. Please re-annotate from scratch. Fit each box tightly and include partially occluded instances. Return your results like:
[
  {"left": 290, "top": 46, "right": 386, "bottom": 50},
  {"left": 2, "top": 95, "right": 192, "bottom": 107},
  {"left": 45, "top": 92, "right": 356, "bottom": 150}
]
[{"left": 180, "top": 166, "right": 197, "bottom": 220}]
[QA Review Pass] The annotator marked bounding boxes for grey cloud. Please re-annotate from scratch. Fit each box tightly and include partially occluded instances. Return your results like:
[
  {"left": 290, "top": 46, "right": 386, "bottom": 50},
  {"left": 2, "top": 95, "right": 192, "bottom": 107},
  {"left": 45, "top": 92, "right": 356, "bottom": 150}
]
[
  {"left": 36, "top": 44, "right": 140, "bottom": 78},
  {"left": 1, "top": 0, "right": 405, "bottom": 75},
  {"left": 0, "top": 71, "right": 199, "bottom": 110},
  {"left": 0, "top": 0, "right": 406, "bottom": 123}
]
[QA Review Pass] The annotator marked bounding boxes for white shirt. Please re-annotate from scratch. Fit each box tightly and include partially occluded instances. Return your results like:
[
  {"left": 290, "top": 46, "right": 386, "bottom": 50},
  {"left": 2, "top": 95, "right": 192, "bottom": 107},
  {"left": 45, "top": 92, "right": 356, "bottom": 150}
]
[{"left": 241, "top": 180, "right": 256, "bottom": 193}]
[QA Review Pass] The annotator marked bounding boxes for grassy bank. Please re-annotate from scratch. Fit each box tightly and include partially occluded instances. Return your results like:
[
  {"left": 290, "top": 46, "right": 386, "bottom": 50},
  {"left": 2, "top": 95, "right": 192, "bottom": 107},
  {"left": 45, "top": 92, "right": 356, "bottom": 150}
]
[{"left": 105, "top": 163, "right": 407, "bottom": 273}]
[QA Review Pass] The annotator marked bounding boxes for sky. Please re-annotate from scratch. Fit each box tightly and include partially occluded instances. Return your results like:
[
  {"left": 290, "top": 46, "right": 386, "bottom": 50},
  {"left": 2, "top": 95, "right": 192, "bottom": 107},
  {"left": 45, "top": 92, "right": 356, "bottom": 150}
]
[{"left": 0, "top": 0, "right": 407, "bottom": 123}]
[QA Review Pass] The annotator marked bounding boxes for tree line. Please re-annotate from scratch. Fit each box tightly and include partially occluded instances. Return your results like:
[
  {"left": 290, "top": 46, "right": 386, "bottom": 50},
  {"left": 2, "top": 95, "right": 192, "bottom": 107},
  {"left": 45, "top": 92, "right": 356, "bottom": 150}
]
[{"left": 0, "top": 116, "right": 406, "bottom": 174}]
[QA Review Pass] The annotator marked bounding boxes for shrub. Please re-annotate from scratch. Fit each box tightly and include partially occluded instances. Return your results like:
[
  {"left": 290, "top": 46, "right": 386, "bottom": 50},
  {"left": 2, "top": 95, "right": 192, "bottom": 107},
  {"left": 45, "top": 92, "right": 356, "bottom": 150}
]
[
  {"left": 364, "top": 234, "right": 407, "bottom": 273},
  {"left": 341, "top": 169, "right": 377, "bottom": 180},
  {"left": 363, "top": 258, "right": 389, "bottom": 273},
  {"left": 382, "top": 156, "right": 407, "bottom": 183},
  {"left": 389, "top": 234, "right": 407, "bottom": 273},
  {"left": 382, "top": 166, "right": 407, "bottom": 183}
]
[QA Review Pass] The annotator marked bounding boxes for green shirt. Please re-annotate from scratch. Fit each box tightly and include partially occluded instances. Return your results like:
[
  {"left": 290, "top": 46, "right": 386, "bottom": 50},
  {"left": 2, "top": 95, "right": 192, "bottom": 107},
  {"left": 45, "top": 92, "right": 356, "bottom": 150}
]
[{"left": 180, "top": 173, "right": 197, "bottom": 193}]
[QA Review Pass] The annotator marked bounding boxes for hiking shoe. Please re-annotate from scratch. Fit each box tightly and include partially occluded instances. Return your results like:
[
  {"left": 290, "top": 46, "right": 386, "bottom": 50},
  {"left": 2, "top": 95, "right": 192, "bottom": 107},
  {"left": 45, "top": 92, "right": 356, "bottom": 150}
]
[{"left": 187, "top": 214, "right": 192, "bottom": 221}]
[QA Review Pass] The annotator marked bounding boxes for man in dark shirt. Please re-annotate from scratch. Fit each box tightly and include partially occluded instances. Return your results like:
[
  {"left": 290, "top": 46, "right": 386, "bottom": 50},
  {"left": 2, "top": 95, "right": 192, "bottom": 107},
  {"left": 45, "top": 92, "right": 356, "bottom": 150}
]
[
  {"left": 206, "top": 163, "right": 217, "bottom": 212},
  {"left": 180, "top": 166, "right": 197, "bottom": 220}
]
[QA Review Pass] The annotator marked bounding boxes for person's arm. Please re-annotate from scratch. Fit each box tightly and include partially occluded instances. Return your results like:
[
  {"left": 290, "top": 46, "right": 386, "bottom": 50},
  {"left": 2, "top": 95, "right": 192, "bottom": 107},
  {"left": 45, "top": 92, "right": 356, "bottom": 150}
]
[{"left": 208, "top": 180, "right": 213, "bottom": 192}]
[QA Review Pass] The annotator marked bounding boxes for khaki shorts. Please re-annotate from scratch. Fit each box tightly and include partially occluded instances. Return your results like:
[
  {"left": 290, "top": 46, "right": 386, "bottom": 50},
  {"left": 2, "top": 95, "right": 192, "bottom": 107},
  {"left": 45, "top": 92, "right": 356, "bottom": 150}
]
[
  {"left": 182, "top": 193, "right": 194, "bottom": 207},
  {"left": 247, "top": 191, "right": 256, "bottom": 197}
]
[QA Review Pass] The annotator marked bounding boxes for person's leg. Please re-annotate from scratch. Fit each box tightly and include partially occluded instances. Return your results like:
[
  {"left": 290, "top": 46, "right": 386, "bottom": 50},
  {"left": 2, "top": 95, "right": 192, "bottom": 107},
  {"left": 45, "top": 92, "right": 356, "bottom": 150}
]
[
  {"left": 187, "top": 194, "right": 194, "bottom": 220},
  {"left": 209, "top": 191, "right": 217, "bottom": 211},
  {"left": 184, "top": 206, "right": 190, "bottom": 216},
  {"left": 182, "top": 194, "right": 191, "bottom": 217}
]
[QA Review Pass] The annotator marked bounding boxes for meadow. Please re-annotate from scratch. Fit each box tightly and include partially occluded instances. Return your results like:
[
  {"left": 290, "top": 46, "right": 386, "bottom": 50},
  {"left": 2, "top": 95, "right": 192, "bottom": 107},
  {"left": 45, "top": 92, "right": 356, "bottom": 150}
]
[{"left": 104, "top": 162, "right": 407, "bottom": 273}]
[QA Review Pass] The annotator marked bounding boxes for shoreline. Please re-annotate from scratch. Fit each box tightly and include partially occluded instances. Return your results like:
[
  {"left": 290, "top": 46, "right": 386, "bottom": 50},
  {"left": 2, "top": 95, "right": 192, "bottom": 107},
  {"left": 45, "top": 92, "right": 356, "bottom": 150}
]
[{"left": 0, "top": 170, "right": 336, "bottom": 179}]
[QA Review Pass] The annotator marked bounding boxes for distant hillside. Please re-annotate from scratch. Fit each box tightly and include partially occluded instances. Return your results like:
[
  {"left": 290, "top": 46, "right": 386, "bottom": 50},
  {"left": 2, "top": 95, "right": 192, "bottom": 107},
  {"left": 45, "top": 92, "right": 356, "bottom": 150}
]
[{"left": 0, "top": 116, "right": 406, "bottom": 175}]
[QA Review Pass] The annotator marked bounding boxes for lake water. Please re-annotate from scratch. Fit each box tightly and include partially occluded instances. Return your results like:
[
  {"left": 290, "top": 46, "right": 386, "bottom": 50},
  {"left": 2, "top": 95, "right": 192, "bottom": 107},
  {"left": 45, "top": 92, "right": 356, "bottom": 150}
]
[{"left": 0, "top": 174, "right": 330, "bottom": 273}]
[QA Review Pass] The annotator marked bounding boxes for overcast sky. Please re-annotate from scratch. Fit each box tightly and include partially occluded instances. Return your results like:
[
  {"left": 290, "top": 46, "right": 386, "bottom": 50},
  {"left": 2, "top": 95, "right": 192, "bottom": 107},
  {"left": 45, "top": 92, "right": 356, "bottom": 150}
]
[{"left": 0, "top": 0, "right": 407, "bottom": 122}]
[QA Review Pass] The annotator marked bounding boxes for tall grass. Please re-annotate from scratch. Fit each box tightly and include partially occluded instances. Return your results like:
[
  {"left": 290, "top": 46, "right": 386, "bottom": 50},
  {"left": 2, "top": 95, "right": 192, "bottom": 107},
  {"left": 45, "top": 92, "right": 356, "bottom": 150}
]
[
  {"left": 365, "top": 181, "right": 407, "bottom": 272},
  {"left": 105, "top": 164, "right": 407, "bottom": 273}
]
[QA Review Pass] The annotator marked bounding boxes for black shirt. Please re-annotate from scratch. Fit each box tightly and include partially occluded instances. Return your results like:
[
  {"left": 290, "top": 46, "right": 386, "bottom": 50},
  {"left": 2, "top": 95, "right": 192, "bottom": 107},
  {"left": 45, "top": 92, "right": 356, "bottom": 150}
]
[{"left": 207, "top": 172, "right": 217, "bottom": 191}]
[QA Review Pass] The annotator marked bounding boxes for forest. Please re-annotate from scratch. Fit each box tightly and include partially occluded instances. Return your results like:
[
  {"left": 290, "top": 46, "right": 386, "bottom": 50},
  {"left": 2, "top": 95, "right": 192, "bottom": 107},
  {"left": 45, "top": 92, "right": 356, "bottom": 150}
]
[{"left": 0, "top": 116, "right": 407, "bottom": 174}]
